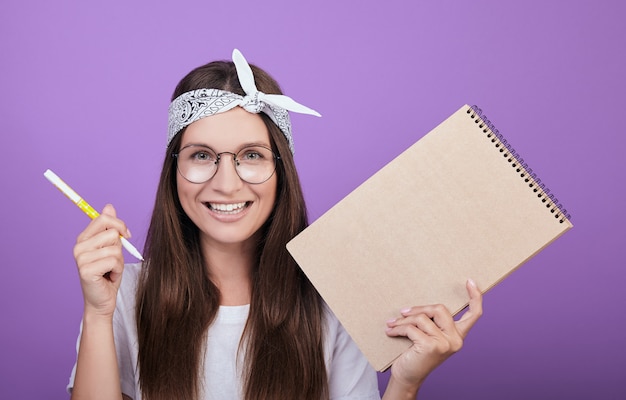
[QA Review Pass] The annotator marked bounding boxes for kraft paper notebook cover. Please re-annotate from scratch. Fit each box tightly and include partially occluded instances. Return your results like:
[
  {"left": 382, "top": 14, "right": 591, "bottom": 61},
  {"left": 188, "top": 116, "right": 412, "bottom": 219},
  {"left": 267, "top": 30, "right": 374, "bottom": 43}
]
[{"left": 286, "top": 104, "right": 572, "bottom": 372}]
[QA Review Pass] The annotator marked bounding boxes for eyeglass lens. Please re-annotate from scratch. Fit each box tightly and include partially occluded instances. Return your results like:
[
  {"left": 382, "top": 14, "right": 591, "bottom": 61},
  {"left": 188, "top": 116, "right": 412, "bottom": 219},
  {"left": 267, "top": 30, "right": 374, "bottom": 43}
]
[{"left": 175, "top": 145, "right": 277, "bottom": 184}]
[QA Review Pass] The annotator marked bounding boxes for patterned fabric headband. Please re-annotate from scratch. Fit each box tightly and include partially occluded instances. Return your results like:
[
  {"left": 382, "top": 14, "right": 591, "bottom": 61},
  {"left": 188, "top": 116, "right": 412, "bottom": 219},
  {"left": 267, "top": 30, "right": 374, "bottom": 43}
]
[{"left": 168, "top": 49, "right": 321, "bottom": 153}]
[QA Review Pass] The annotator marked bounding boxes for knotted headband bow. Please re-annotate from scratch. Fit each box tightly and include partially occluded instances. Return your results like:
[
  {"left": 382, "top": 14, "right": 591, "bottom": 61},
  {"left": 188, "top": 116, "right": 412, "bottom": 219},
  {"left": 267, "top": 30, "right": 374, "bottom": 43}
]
[{"left": 168, "top": 49, "right": 321, "bottom": 153}]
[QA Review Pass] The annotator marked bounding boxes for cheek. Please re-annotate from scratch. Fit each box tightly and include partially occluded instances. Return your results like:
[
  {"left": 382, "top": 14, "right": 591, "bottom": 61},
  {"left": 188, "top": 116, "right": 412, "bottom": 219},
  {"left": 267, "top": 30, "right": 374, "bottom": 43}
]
[
  {"left": 259, "top": 179, "right": 278, "bottom": 216},
  {"left": 176, "top": 175, "right": 194, "bottom": 214}
]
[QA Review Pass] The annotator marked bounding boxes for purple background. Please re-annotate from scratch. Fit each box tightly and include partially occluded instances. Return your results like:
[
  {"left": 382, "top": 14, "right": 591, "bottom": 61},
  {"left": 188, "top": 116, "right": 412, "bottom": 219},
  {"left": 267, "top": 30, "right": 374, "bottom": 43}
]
[{"left": 1, "top": 1, "right": 624, "bottom": 398}]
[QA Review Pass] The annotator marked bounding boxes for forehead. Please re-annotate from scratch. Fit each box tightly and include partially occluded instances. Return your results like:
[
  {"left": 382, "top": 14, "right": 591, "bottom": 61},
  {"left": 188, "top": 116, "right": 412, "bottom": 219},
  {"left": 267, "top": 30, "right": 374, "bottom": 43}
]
[{"left": 180, "top": 107, "right": 270, "bottom": 149}]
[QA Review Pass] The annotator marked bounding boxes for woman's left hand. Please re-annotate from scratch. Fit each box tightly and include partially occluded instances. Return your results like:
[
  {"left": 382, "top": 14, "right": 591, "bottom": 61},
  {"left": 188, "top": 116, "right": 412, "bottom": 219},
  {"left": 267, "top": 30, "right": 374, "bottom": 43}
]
[{"left": 384, "top": 279, "right": 483, "bottom": 397}]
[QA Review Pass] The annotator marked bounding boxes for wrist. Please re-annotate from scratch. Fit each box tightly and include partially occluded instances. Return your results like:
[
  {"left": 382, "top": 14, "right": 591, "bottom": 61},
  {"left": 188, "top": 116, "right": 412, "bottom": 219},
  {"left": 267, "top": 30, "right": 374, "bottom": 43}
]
[
  {"left": 383, "top": 375, "right": 421, "bottom": 400},
  {"left": 82, "top": 308, "right": 115, "bottom": 327}
]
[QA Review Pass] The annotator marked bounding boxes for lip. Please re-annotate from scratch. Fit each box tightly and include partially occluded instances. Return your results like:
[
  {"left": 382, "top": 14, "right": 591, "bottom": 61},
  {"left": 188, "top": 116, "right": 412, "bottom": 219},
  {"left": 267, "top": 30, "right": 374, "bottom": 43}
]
[{"left": 203, "top": 201, "right": 251, "bottom": 222}]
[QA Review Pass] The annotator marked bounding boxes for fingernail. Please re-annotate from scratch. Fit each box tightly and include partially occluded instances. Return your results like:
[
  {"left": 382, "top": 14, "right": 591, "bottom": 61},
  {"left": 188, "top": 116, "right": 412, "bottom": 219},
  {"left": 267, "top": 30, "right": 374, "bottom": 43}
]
[
  {"left": 468, "top": 278, "right": 477, "bottom": 287},
  {"left": 386, "top": 318, "right": 397, "bottom": 325},
  {"left": 126, "top": 228, "right": 132, "bottom": 238},
  {"left": 400, "top": 307, "right": 412, "bottom": 314}
]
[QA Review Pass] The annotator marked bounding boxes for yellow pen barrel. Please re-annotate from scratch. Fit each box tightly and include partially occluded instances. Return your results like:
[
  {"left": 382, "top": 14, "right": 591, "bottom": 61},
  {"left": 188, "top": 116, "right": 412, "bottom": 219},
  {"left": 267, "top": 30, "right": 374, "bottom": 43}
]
[
  {"left": 77, "top": 199, "right": 100, "bottom": 220},
  {"left": 44, "top": 168, "right": 144, "bottom": 261}
]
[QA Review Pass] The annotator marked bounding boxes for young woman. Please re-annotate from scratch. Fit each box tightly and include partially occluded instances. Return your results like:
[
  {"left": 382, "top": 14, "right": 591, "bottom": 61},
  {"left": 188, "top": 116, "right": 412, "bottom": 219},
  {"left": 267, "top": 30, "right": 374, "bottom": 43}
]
[{"left": 68, "top": 49, "right": 483, "bottom": 400}]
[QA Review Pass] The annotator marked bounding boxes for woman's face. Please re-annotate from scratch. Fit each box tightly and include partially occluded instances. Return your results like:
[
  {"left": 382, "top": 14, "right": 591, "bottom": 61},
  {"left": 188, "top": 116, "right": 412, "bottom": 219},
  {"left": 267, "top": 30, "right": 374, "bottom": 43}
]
[{"left": 176, "top": 107, "right": 278, "bottom": 251}]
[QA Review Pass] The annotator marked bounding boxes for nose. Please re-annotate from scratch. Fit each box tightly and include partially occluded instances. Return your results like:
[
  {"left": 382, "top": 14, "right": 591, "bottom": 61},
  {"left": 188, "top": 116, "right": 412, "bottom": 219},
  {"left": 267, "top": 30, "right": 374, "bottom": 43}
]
[{"left": 210, "top": 152, "right": 243, "bottom": 193}]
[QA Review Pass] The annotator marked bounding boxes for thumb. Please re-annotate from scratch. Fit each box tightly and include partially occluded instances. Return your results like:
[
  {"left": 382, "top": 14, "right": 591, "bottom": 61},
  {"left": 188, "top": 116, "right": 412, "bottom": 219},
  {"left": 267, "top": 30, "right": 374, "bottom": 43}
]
[
  {"left": 101, "top": 203, "right": 117, "bottom": 217},
  {"left": 455, "top": 279, "right": 483, "bottom": 338}
]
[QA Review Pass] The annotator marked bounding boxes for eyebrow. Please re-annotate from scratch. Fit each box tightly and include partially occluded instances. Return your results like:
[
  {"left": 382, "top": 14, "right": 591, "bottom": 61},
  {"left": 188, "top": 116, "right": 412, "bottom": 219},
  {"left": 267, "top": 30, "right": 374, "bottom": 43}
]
[{"left": 181, "top": 141, "right": 272, "bottom": 150}]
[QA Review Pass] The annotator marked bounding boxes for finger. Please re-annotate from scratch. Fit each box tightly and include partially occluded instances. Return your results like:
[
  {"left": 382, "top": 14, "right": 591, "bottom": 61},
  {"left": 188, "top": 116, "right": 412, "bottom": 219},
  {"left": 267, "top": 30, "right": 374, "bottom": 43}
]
[
  {"left": 395, "top": 307, "right": 464, "bottom": 354},
  {"left": 399, "top": 304, "right": 457, "bottom": 335},
  {"left": 76, "top": 216, "right": 125, "bottom": 243},
  {"left": 76, "top": 227, "right": 123, "bottom": 252},
  {"left": 101, "top": 204, "right": 131, "bottom": 238},
  {"left": 101, "top": 203, "right": 117, "bottom": 217},
  {"left": 101, "top": 204, "right": 131, "bottom": 237},
  {"left": 75, "top": 240, "right": 125, "bottom": 287},
  {"left": 387, "top": 313, "right": 464, "bottom": 355},
  {"left": 74, "top": 229, "right": 124, "bottom": 265},
  {"left": 79, "top": 252, "right": 124, "bottom": 282},
  {"left": 456, "top": 279, "right": 484, "bottom": 337},
  {"left": 386, "top": 317, "right": 433, "bottom": 343},
  {"left": 388, "top": 314, "right": 460, "bottom": 346},
  {"left": 75, "top": 234, "right": 123, "bottom": 264},
  {"left": 76, "top": 205, "right": 130, "bottom": 243},
  {"left": 79, "top": 255, "right": 125, "bottom": 316}
]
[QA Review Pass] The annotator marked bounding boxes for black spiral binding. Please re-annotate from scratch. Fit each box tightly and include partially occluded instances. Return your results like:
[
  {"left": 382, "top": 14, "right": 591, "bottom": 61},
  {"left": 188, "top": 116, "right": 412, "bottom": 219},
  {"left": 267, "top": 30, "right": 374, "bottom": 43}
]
[{"left": 467, "top": 105, "right": 571, "bottom": 224}]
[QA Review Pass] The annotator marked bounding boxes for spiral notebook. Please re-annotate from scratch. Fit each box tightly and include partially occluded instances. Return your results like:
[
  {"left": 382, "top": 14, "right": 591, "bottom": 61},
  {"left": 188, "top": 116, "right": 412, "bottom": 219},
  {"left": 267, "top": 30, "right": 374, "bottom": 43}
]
[{"left": 286, "top": 104, "right": 572, "bottom": 372}]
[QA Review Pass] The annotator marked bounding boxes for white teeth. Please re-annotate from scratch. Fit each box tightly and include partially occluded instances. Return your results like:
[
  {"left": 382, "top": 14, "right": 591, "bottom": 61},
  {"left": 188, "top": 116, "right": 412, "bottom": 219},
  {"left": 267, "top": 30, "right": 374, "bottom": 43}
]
[{"left": 209, "top": 202, "right": 247, "bottom": 213}]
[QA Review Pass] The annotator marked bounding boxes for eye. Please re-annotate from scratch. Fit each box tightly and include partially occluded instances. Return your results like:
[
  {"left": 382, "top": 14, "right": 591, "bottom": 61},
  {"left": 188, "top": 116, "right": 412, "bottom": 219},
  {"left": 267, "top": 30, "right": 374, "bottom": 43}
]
[
  {"left": 241, "top": 150, "right": 262, "bottom": 161},
  {"left": 184, "top": 147, "right": 216, "bottom": 164},
  {"left": 193, "top": 151, "right": 211, "bottom": 161},
  {"left": 238, "top": 146, "right": 272, "bottom": 163}
]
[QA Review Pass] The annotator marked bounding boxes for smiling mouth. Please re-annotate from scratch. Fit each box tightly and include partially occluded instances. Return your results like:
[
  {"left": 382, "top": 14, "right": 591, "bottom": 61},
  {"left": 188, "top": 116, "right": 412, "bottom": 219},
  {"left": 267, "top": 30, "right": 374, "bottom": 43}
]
[{"left": 206, "top": 201, "right": 249, "bottom": 214}]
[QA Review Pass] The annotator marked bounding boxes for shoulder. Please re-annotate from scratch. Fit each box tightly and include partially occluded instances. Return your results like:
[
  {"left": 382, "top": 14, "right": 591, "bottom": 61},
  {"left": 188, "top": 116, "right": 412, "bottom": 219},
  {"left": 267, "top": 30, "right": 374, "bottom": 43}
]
[
  {"left": 322, "top": 303, "right": 343, "bottom": 342},
  {"left": 322, "top": 303, "right": 360, "bottom": 362},
  {"left": 322, "top": 304, "right": 381, "bottom": 399}
]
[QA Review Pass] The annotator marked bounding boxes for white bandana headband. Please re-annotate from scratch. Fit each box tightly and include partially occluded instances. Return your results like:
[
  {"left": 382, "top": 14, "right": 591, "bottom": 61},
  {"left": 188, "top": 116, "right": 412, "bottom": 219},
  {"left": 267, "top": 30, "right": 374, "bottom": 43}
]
[{"left": 168, "top": 49, "right": 321, "bottom": 153}]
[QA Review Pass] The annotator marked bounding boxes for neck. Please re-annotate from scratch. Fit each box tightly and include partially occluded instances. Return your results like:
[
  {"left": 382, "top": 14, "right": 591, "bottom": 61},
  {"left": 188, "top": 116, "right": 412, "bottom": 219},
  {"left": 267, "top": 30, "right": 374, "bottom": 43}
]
[{"left": 201, "top": 237, "right": 256, "bottom": 306}]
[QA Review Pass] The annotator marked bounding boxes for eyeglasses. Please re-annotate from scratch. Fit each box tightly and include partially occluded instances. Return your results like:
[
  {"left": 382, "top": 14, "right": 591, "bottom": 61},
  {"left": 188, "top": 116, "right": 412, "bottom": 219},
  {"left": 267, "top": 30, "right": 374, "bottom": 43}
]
[{"left": 173, "top": 144, "right": 279, "bottom": 184}]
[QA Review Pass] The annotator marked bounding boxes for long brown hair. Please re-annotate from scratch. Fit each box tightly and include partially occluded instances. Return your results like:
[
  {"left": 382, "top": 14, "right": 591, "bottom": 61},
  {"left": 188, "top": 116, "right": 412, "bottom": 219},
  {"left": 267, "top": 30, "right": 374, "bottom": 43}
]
[{"left": 136, "top": 58, "right": 328, "bottom": 399}]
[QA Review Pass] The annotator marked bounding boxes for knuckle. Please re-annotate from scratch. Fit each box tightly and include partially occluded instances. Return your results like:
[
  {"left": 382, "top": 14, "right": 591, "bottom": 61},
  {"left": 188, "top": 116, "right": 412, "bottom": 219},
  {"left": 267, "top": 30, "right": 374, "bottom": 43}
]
[
  {"left": 74, "top": 246, "right": 89, "bottom": 267},
  {"left": 74, "top": 254, "right": 85, "bottom": 268},
  {"left": 415, "top": 313, "right": 431, "bottom": 324},
  {"left": 421, "top": 339, "right": 439, "bottom": 353},
  {"left": 75, "top": 228, "right": 92, "bottom": 245},
  {"left": 435, "top": 340, "right": 450, "bottom": 354},
  {"left": 450, "top": 336, "right": 464, "bottom": 352},
  {"left": 73, "top": 245, "right": 81, "bottom": 260},
  {"left": 104, "top": 254, "right": 121, "bottom": 266},
  {"left": 432, "top": 304, "right": 451, "bottom": 317},
  {"left": 103, "top": 243, "right": 123, "bottom": 259},
  {"left": 433, "top": 304, "right": 446, "bottom": 313},
  {"left": 103, "top": 229, "right": 122, "bottom": 244}
]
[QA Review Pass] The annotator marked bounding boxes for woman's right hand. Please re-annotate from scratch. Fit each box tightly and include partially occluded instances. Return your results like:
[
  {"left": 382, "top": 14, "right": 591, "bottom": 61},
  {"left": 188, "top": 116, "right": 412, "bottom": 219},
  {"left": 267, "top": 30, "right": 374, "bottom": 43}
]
[{"left": 73, "top": 204, "right": 129, "bottom": 320}]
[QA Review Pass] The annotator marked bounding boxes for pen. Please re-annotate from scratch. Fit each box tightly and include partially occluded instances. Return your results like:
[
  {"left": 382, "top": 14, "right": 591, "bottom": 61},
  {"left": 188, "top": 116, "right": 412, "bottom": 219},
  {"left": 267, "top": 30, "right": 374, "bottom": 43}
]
[{"left": 43, "top": 169, "right": 144, "bottom": 261}]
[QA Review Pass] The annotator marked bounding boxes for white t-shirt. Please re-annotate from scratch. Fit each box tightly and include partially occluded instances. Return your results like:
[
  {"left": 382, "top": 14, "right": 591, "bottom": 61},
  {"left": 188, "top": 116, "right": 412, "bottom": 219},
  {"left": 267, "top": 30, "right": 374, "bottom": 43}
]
[{"left": 68, "top": 263, "right": 381, "bottom": 400}]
